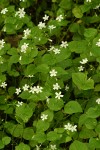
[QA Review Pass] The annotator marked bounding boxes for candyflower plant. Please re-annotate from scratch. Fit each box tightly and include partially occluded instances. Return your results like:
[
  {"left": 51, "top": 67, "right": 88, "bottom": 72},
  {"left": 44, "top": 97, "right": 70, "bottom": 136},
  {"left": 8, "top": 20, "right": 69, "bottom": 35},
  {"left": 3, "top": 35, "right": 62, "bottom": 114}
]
[{"left": 0, "top": 0, "right": 100, "bottom": 149}]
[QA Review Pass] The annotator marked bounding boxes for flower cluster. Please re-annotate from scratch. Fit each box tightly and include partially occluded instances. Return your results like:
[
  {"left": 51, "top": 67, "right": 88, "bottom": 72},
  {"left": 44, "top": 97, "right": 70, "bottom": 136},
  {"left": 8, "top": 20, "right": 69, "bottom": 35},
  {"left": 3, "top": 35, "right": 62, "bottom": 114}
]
[
  {"left": 0, "top": 39, "right": 5, "bottom": 50},
  {"left": 15, "top": 8, "right": 25, "bottom": 18},
  {"left": 64, "top": 122, "right": 77, "bottom": 132},
  {"left": 78, "top": 58, "right": 88, "bottom": 72},
  {"left": 0, "top": 82, "right": 7, "bottom": 88},
  {"left": 96, "top": 39, "right": 100, "bottom": 47},
  {"left": 41, "top": 114, "right": 48, "bottom": 121},
  {"left": 96, "top": 98, "right": 100, "bottom": 104},
  {"left": 23, "top": 28, "right": 31, "bottom": 39},
  {"left": 20, "top": 43, "right": 29, "bottom": 53},
  {"left": 15, "top": 84, "right": 43, "bottom": 95},
  {"left": 1, "top": 8, "right": 8, "bottom": 14}
]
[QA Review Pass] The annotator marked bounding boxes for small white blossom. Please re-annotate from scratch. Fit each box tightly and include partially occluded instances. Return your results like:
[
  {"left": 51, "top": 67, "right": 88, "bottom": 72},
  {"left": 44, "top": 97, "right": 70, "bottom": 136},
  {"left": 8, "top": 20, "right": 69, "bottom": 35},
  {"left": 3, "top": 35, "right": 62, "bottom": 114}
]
[
  {"left": 96, "top": 98, "right": 100, "bottom": 104},
  {"left": 46, "top": 97, "right": 50, "bottom": 103},
  {"left": 1, "top": 8, "right": 8, "bottom": 14},
  {"left": 20, "top": 0, "right": 25, "bottom": 2},
  {"left": 78, "top": 66, "right": 84, "bottom": 72},
  {"left": 0, "top": 39, "right": 5, "bottom": 50},
  {"left": 0, "top": 82, "right": 7, "bottom": 88},
  {"left": 43, "top": 14, "right": 49, "bottom": 21},
  {"left": 35, "top": 86, "right": 43, "bottom": 94},
  {"left": 64, "top": 123, "right": 77, "bottom": 132},
  {"left": 56, "top": 15, "right": 63, "bottom": 22},
  {"left": 27, "top": 75, "right": 34, "bottom": 78},
  {"left": 48, "top": 46, "right": 55, "bottom": 52},
  {"left": 29, "top": 86, "right": 37, "bottom": 94},
  {"left": 23, "top": 28, "right": 31, "bottom": 39},
  {"left": 15, "top": 8, "right": 25, "bottom": 18},
  {"left": 53, "top": 48, "right": 61, "bottom": 54},
  {"left": 16, "top": 101, "right": 23, "bottom": 107},
  {"left": 86, "top": 0, "right": 91, "bottom": 2},
  {"left": 50, "top": 69, "right": 57, "bottom": 77},
  {"left": 55, "top": 91, "right": 63, "bottom": 99},
  {"left": 80, "top": 58, "right": 88, "bottom": 64},
  {"left": 38, "top": 22, "right": 46, "bottom": 29},
  {"left": 22, "top": 84, "right": 29, "bottom": 91},
  {"left": 41, "top": 114, "right": 48, "bottom": 121},
  {"left": 48, "top": 25, "right": 56, "bottom": 31},
  {"left": 60, "top": 41, "right": 68, "bottom": 48},
  {"left": 15, "top": 88, "right": 21, "bottom": 95},
  {"left": 96, "top": 39, "right": 100, "bottom": 47},
  {"left": 20, "top": 43, "right": 29, "bottom": 53},
  {"left": 53, "top": 83, "right": 61, "bottom": 90},
  {"left": 65, "top": 85, "right": 69, "bottom": 91},
  {"left": 50, "top": 144, "right": 57, "bottom": 150}
]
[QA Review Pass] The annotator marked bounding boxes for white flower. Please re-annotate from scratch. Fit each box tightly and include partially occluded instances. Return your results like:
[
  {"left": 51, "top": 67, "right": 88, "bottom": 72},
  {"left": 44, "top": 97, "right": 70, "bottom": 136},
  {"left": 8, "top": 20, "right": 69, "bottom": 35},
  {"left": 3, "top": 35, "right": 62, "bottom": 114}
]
[
  {"left": 53, "top": 48, "right": 61, "bottom": 54},
  {"left": 78, "top": 66, "right": 84, "bottom": 72},
  {"left": 64, "top": 123, "right": 77, "bottom": 132},
  {"left": 23, "top": 28, "right": 31, "bottom": 39},
  {"left": 15, "top": 88, "right": 21, "bottom": 95},
  {"left": 35, "top": 86, "right": 43, "bottom": 94},
  {"left": 53, "top": 83, "right": 61, "bottom": 90},
  {"left": 48, "top": 25, "right": 56, "bottom": 31},
  {"left": 96, "top": 98, "right": 100, "bottom": 104},
  {"left": 50, "top": 144, "right": 57, "bottom": 150},
  {"left": 38, "top": 22, "right": 46, "bottom": 29},
  {"left": 86, "top": 0, "right": 91, "bottom": 2},
  {"left": 0, "top": 39, "right": 5, "bottom": 50},
  {"left": 29, "top": 86, "right": 37, "bottom": 94},
  {"left": 15, "top": 8, "right": 25, "bottom": 18},
  {"left": 55, "top": 91, "right": 63, "bottom": 99},
  {"left": 43, "top": 14, "right": 49, "bottom": 21},
  {"left": 41, "top": 114, "right": 48, "bottom": 121},
  {"left": 80, "top": 58, "right": 88, "bottom": 64},
  {"left": 27, "top": 75, "right": 34, "bottom": 78},
  {"left": 65, "top": 85, "right": 69, "bottom": 91},
  {"left": 0, "top": 82, "right": 7, "bottom": 88},
  {"left": 50, "top": 69, "right": 57, "bottom": 77},
  {"left": 16, "top": 101, "right": 23, "bottom": 107},
  {"left": 1, "top": 8, "right": 8, "bottom": 14},
  {"left": 22, "top": 84, "right": 29, "bottom": 91},
  {"left": 48, "top": 46, "right": 55, "bottom": 51},
  {"left": 96, "top": 39, "right": 100, "bottom": 47},
  {"left": 60, "top": 41, "right": 68, "bottom": 48},
  {"left": 56, "top": 15, "right": 63, "bottom": 22},
  {"left": 20, "top": 43, "right": 29, "bottom": 53},
  {"left": 46, "top": 97, "right": 50, "bottom": 103},
  {"left": 20, "top": 0, "right": 25, "bottom": 2}
]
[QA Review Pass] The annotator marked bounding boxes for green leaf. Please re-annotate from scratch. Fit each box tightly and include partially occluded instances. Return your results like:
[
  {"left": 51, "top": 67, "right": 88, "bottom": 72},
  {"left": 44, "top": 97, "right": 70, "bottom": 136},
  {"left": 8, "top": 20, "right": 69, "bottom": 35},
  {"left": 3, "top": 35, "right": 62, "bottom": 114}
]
[
  {"left": 15, "top": 104, "right": 33, "bottom": 123},
  {"left": 2, "top": 137, "right": 11, "bottom": 145},
  {"left": 68, "top": 40, "right": 88, "bottom": 53},
  {"left": 72, "top": 6, "right": 83, "bottom": 18},
  {"left": 72, "top": 73, "right": 94, "bottom": 90},
  {"left": 23, "top": 128, "right": 34, "bottom": 140},
  {"left": 34, "top": 132, "right": 46, "bottom": 143},
  {"left": 35, "top": 64, "right": 49, "bottom": 73},
  {"left": 59, "top": 0, "right": 72, "bottom": 10},
  {"left": 64, "top": 101, "right": 82, "bottom": 114},
  {"left": 84, "top": 28, "right": 97, "bottom": 38},
  {"left": 89, "top": 138, "right": 100, "bottom": 149},
  {"left": 0, "top": 141, "right": 4, "bottom": 149},
  {"left": 15, "top": 142, "right": 30, "bottom": 150},
  {"left": 86, "top": 106, "right": 100, "bottom": 118},
  {"left": 69, "top": 140, "right": 88, "bottom": 150},
  {"left": 47, "top": 98, "right": 64, "bottom": 111},
  {"left": 36, "top": 120, "right": 50, "bottom": 131},
  {"left": 12, "top": 124, "right": 23, "bottom": 137},
  {"left": 79, "top": 127, "right": 96, "bottom": 139},
  {"left": 47, "top": 131, "right": 62, "bottom": 141}
]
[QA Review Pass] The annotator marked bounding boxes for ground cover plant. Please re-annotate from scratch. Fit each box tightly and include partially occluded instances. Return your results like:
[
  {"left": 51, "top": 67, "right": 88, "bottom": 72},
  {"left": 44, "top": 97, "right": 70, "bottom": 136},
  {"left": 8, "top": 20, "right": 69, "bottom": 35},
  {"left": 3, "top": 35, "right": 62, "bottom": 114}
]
[{"left": 0, "top": 0, "right": 100, "bottom": 149}]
